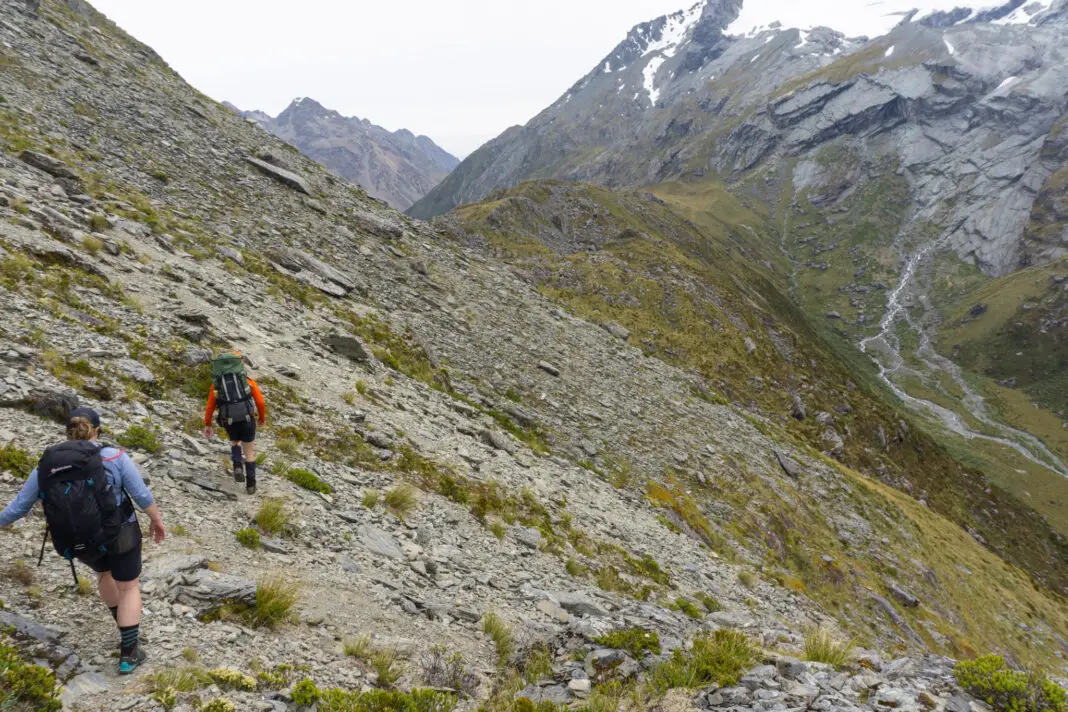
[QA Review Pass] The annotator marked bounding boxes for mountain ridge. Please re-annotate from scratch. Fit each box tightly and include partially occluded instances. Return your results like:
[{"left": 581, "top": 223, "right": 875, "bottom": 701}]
[{"left": 234, "top": 96, "right": 458, "bottom": 211}]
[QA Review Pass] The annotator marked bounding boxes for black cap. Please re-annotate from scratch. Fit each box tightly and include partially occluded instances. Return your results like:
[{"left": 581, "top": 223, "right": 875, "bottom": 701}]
[{"left": 66, "top": 407, "right": 101, "bottom": 429}]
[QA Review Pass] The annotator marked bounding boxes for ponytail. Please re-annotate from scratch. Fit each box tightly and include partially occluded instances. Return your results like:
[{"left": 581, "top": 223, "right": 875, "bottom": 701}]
[{"left": 66, "top": 416, "right": 95, "bottom": 441}]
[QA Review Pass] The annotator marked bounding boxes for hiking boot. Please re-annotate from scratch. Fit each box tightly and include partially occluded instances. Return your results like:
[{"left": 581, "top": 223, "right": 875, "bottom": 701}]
[
  {"left": 232, "top": 464, "right": 245, "bottom": 483},
  {"left": 118, "top": 644, "right": 147, "bottom": 675},
  {"left": 246, "top": 483, "right": 257, "bottom": 496}
]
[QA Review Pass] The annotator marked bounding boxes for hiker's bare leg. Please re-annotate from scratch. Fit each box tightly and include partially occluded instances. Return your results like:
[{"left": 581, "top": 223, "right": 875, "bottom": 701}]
[
  {"left": 115, "top": 577, "right": 142, "bottom": 627},
  {"left": 97, "top": 572, "right": 119, "bottom": 608},
  {"left": 241, "top": 441, "right": 255, "bottom": 463}
]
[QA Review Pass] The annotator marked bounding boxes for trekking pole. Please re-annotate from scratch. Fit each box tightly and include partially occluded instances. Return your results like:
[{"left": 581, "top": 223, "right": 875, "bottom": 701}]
[{"left": 37, "top": 527, "right": 49, "bottom": 567}]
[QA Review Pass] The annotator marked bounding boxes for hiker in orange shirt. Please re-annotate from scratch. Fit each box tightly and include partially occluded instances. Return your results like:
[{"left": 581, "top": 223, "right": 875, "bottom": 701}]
[{"left": 203, "top": 353, "right": 266, "bottom": 495}]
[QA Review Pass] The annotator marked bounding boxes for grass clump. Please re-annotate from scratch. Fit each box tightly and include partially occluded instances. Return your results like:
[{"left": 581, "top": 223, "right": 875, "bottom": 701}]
[
  {"left": 419, "top": 646, "right": 478, "bottom": 697},
  {"left": 344, "top": 636, "right": 373, "bottom": 659},
  {"left": 6, "top": 561, "right": 33, "bottom": 586},
  {"left": 254, "top": 498, "right": 292, "bottom": 537},
  {"left": 0, "top": 635, "right": 62, "bottom": 711},
  {"left": 290, "top": 678, "right": 459, "bottom": 712},
  {"left": 362, "top": 489, "right": 380, "bottom": 508},
  {"left": 482, "top": 612, "right": 514, "bottom": 666},
  {"left": 696, "top": 592, "right": 721, "bottom": 613},
  {"left": 955, "top": 656, "right": 1066, "bottom": 712},
  {"left": 278, "top": 465, "right": 333, "bottom": 494},
  {"left": 370, "top": 648, "right": 402, "bottom": 688},
  {"left": 384, "top": 484, "right": 419, "bottom": 518},
  {"left": 88, "top": 214, "right": 108, "bottom": 232},
  {"left": 81, "top": 235, "right": 104, "bottom": 255},
  {"left": 0, "top": 443, "right": 34, "bottom": 480},
  {"left": 116, "top": 424, "right": 163, "bottom": 454},
  {"left": 201, "top": 700, "right": 235, "bottom": 712},
  {"left": 76, "top": 576, "right": 93, "bottom": 596},
  {"left": 208, "top": 667, "right": 256, "bottom": 691},
  {"left": 144, "top": 665, "right": 212, "bottom": 693},
  {"left": 649, "top": 630, "right": 758, "bottom": 693},
  {"left": 246, "top": 575, "right": 299, "bottom": 628},
  {"left": 593, "top": 628, "right": 662, "bottom": 659},
  {"left": 738, "top": 571, "right": 757, "bottom": 589},
  {"left": 802, "top": 628, "right": 854, "bottom": 668},
  {"left": 235, "top": 527, "right": 261, "bottom": 549}
]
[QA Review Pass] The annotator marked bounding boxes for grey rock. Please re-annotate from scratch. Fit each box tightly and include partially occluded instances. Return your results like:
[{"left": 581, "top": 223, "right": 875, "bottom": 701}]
[
  {"left": 181, "top": 347, "right": 213, "bottom": 365},
  {"left": 888, "top": 582, "right": 920, "bottom": 608},
  {"left": 245, "top": 156, "right": 312, "bottom": 195},
  {"left": 536, "top": 360, "right": 560, "bottom": 377},
  {"left": 546, "top": 590, "right": 608, "bottom": 617},
  {"left": 114, "top": 358, "right": 156, "bottom": 383},
  {"left": 0, "top": 609, "right": 64, "bottom": 646},
  {"left": 601, "top": 321, "right": 630, "bottom": 340},
  {"left": 775, "top": 451, "right": 802, "bottom": 479},
  {"left": 261, "top": 537, "right": 292, "bottom": 555},
  {"left": 516, "top": 684, "right": 571, "bottom": 706},
  {"left": 326, "top": 334, "right": 373, "bottom": 363},
  {"left": 514, "top": 526, "right": 543, "bottom": 549},
  {"left": 170, "top": 570, "right": 257, "bottom": 611},
  {"left": 481, "top": 428, "right": 517, "bottom": 453},
  {"left": 59, "top": 672, "right": 110, "bottom": 706},
  {"left": 359, "top": 525, "right": 404, "bottom": 559}
]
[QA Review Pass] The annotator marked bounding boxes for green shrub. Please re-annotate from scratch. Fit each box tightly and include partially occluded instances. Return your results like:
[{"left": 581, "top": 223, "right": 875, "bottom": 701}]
[
  {"left": 593, "top": 628, "right": 662, "bottom": 658},
  {"left": 384, "top": 484, "right": 419, "bottom": 518},
  {"left": 209, "top": 667, "right": 256, "bottom": 691},
  {"left": 362, "top": 489, "right": 380, "bottom": 508},
  {"left": 671, "top": 597, "right": 703, "bottom": 619},
  {"left": 344, "top": 636, "right": 372, "bottom": 659},
  {"left": 523, "top": 646, "right": 554, "bottom": 685},
  {"left": 696, "top": 592, "right": 721, "bottom": 613},
  {"left": 0, "top": 636, "right": 62, "bottom": 711},
  {"left": 318, "top": 687, "right": 458, "bottom": 712},
  {"left": 254, "top": 498, "right": 292, "bottom": 537},
  {"left": 291, "top": 678, "right": 321, "bottom": 706},
  {"left": 0, "top": 443, "right": 34, "bottom": 480},
  {"left": 370, "top": 648, "right": 402, "bottom": 688},
  {"left": 81, "top": 236, "right": 104, "bottom": 255},
  {"left": 802, "top": 628, "right": 854, "bottom": 668},
  {"left": 201, "top": 700, "right": 236, "bottom": 712},
  {"left": 153, "top": 686, "right": 177, "bottom": 710},
  {"left": 116, "top": 424, "right": 163, "bottom": 454},
  {"left": 649, "top": 630, "right": 758, "bottom": 693},
  {"left": 235, "top": 527, "right": 261, "bottom": 549},
  {"left": 738, "top": 570, "right": 757, "bottom": 589},
  {"left": 88, "top": 214, "right": 108, "bottom": 232},
  {"left": 955, "top": 656, "right": 1067, "bottom": 712},
  {"left": 280, "top": 466, "right": 332, "bottom": 494}
]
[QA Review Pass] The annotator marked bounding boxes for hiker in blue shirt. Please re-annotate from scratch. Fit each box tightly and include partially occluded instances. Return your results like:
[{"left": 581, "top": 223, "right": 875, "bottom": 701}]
[{"left": 0, "top": 408, "right": 166, "bottom": 674}]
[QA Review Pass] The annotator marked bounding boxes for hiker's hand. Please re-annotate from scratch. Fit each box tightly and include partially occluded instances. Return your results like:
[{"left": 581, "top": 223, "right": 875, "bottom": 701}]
[
  {"left": 149, "top": 517, "right": 166, "bottom": 544},
  {"left": 203, "top": 427, "right": 214, "bottom": 440},
  {"left": 258, "top": 419, "right": 266, "bottom": 427}
]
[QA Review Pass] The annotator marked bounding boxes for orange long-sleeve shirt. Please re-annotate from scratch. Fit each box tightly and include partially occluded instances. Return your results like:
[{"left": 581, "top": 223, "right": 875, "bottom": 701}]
[{"left": 204, "top": 378, "right": 266, "bottom": 426}]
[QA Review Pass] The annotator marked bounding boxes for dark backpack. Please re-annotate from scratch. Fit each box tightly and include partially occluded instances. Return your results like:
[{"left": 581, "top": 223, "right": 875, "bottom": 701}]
[
  {"left": 37, "top": 441, "right": 130, "bottom": 581},
  {"left": 211, "top": 354, "right": 254, "bottom": 425}
]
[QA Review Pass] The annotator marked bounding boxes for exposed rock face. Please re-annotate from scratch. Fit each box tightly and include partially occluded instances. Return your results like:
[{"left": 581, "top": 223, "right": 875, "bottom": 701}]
[
  {"left": 236, "top": 98, "right": 458, "bottom": 211},
  {"left": 408, "top": 0, "right": 1068, "bottom": 278}
]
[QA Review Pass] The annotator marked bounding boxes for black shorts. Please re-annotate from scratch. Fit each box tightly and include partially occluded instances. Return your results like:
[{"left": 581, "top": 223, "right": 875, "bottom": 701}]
[
  {"left": 79, "top": 521, "right": 142, "bottom": 582},
  {"left": 223, "top": 419, "right": 256, "bottom": 443}
]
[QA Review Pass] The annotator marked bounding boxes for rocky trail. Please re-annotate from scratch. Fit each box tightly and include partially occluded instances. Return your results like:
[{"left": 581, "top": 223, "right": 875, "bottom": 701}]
[{"left": 0, "top": 1, "right": 1065, "bottom": 710}]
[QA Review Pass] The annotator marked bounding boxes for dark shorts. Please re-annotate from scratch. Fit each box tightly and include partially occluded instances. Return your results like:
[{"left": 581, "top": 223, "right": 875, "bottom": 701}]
[
  {"left": 223, "top": 419, "right": 256, "bottom": 443},
  {"left": 79, "top": 521, "right": 142, "bottom": 582}
]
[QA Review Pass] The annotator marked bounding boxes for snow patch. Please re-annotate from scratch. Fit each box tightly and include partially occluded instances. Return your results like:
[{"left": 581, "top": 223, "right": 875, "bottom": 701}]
[
  {"left": 642, "top": 0, "right": 704, "bottom": 59},
  {"left": 795, "top": 29, "right": 811, "bottom": 48},
  {"left": 994, "top": 75, "right": 1018, "bottom": 91},
  {"left": 750, "top": 54, "right": 761, "bottom": 63},
  {"left": 943, "top": 36, "right": 956, "bottom": 55},
  {"left": 603, "top": 61, "right": 612, "bottom": 73},
  {"left": 643, "top": 55, "right": 666, "bottom": 105},
  {"left": 725, "top": 0, "right": 1052, "bottom": 40},
  {"left": 885, "top": 45, "right": 895, "bottom": 57}
]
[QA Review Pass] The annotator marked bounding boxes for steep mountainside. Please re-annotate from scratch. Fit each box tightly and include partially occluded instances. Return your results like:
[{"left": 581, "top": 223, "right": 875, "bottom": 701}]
[
  {"left": 409, "top": 0, "right": 1068, "bottom": 539},
  {"left": 236, "top": 97, "right": 458, "bottom": 211},
  {"left": 0, "top": 1, "right": 1067, "bottom": 710}
]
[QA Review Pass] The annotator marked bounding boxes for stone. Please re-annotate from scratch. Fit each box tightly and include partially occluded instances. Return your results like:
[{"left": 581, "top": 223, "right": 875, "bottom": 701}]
[
  {"left": 59, "top": 672, "right": 111, "bottom": 706},
  {"left": 182, "top": 347, "right": 213, "bottom": 365},
  {"left": 514, "top": 526, "right": 543, "bottom": 549},
  {"left": 20, "top": 150, "right": 82, "bottom": 183},
  {"left": 516, "top": 684, "right": 571, "bottom": 706},
  {"left": 546, "top": 590, "right": 609, "bottom": 617},
  {"left": 169, "top": 571, "right": 257, "bottom": 612},
  {"left": 536, "top": 599, "right": 570, "bottom": 623},
  {"left": 114, "top": 358, "right": 156, "bottom": 383},
  {"left": 537, "top": 360, "right": 560, "bottom": 377},
  {"left": 0, "top": 609, "right": 64, "bottom": 646},
  {"left": 568, "top": 678, "right": 592, "bottom": 696},
  {"left": 601, "top": 322, "right": 630, "bottom": 340},
  {"left": 326, "top": 334, "right": 373, "bottom": 363},
  {"left": 481, "top": 428, "right": 517, "bottom": 453},
  {"left": 261, "top": 537, "right": 292, "bottom": 555},
  {"left": 775, "top": 451, "right": 802, "bottom": 479},
  {"left": 359, "top": 525, "right": 404, "bottom": 559},
  {"left": 888, "top": 582, "right": 920, "bottom": 608},
  {"left": 245, "top": 156, "right": 312, "bottom": 194},
  {"left": 776, "top": 656, "right": 809, "bottom": 680}
]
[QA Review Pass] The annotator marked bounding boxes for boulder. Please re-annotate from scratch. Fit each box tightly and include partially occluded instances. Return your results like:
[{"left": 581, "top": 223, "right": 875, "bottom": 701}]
[
  {"left": 168, "top": 570, "right": 257, "bottom": 611},
  {"left": 325, "top": 334, "right": 373, "bottom": 363},
  {"left": 113, "top": 358, "right": 156, "bottom": 383},
  {"left": 359, "top": 525, "right": 404, "bottom": 559},
  {"left": 0, "top": 609, "right": 65, "bottom": 646},
  {"left": 244, "top": 156, "right": 312, "bottom": 194},
  {"left": 269, "top": 246, "right": 355, "bottom": 297},
  {"left": 545, "top": 590, "right": 608, "bottom": 617}
]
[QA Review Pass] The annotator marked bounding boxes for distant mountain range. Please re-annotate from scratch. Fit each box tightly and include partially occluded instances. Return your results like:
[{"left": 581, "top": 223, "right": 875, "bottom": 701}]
[{"left": 227, "top": 98, "right": 458, "bottom": 211}]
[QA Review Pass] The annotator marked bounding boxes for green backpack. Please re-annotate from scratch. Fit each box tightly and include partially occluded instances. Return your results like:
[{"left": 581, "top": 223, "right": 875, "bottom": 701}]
[{"left": 211, "top": 354, "right": 254, "bottom": 425}]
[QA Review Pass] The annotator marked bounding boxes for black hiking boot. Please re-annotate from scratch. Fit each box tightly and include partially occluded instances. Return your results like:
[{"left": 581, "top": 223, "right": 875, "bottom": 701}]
[
  {"left": 232, "top": 463, "right": 245, "bottom": 483},
  {"left": 119, "top": 644, "right": 147, "bottom": 675},
  {"left": 246, "top": 483, "right": 257, "bottom": 496}
]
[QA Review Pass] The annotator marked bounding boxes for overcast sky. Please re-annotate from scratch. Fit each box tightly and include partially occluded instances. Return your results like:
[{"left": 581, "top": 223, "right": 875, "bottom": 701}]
[{"left": 89, "top": 0, "right": 692, "bottom": 157}]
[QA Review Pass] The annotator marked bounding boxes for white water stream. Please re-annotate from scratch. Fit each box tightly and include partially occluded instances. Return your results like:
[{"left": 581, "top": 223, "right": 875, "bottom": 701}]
[{"left": 859, "top": 245, "right": 1068, "bottom": 478}]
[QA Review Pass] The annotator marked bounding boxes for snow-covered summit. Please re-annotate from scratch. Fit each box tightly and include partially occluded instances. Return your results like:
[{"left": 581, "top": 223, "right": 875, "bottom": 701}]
[{"left": 725, "top": 0, "right": 1055, "bottom": 39}]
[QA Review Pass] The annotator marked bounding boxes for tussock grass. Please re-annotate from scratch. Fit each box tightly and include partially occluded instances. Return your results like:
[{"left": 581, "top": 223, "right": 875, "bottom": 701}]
[
  {"left": 235, "top": 527, "right": 261, "bottom": 549},
  {"left": 254, "top": 498, "right": 291, "bottom": 538},
  {"left": 649, "top": 630, "right": 758, "bottom": 693},
  {"left": 384, "top": 484, "right": 419, "bottom": 518},
  {"left": 481, "top": 612, "right": 514, "bottom": 666},
  {"left": 362, "top": 489, "right": 380, "bottom": 509},
  {"left": 802, "top": 627, "right": 853, "bottom": 668},
  {"left": 246, "top": 575, "right": 299, "bottom": 629}
]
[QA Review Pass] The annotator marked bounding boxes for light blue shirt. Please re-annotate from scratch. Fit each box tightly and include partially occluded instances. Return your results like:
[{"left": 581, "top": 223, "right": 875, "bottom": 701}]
[{"left": 0, "top": 443, "right": 154, "bottom": 527}]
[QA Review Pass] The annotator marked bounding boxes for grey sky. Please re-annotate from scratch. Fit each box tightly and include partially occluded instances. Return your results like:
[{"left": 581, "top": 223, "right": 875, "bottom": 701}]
[{"left": 89, "top": 0, "right": 691, "bottom": 157}]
